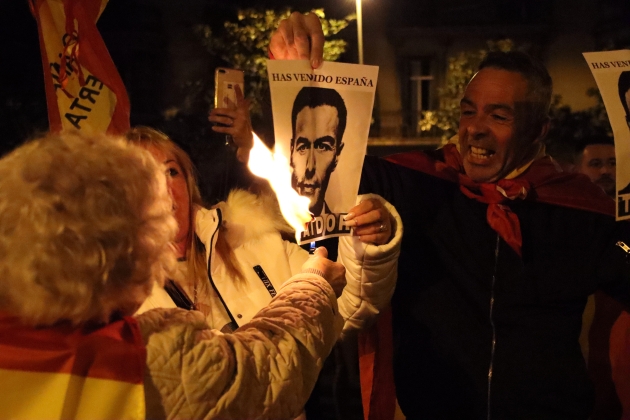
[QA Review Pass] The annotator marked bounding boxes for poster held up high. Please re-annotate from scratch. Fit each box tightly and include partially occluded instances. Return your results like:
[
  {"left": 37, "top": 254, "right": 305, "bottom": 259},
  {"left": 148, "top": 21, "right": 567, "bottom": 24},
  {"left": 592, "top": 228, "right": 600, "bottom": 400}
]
[
  {"left": 584, "top": 50, "right": 630, "bottom": 221},
  {"left": 268, "top": 60, "right": 378, "bottom": 244}
]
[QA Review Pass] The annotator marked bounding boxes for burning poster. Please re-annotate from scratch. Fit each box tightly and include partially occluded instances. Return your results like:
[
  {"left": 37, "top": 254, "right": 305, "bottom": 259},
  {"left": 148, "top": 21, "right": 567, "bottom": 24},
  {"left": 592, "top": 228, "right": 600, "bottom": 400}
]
[
  {"left": 29, "top": 0, "right": 130, "bottom": 135},
  {"left": 267, "top": 60, "right": 378, "bottom": 244},
  {"left": 584, "top": 50, "right": 630, "bottom": 220}
]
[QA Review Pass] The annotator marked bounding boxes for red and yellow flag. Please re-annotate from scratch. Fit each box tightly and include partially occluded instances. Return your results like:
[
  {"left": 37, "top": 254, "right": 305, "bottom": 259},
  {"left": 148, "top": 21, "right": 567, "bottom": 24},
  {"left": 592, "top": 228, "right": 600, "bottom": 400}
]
[
  {"left": 29, "top": 0, "right": 130, "bottom": 135},
  {"left": 0, "top": 312, "right": 145, "bottom": 419}
]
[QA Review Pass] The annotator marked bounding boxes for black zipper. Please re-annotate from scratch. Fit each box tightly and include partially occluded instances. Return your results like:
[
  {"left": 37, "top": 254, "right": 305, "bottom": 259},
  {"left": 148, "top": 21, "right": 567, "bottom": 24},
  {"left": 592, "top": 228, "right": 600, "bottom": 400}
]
[
  {"left": 204, "top": 208, "right": 239, "bottom": 327},
  {"left": 164, "top": 279, "right": 195, "bottom": 310},
  {"left": 487, "top": 233, "right": 500, "bottom": 420}
]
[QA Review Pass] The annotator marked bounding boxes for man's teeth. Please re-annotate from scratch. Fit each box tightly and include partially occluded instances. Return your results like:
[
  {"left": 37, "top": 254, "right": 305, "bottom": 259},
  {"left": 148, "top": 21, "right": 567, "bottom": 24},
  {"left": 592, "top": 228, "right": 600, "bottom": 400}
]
[{"left": 470, "top": 146, "right": 494, "bottom": 159}]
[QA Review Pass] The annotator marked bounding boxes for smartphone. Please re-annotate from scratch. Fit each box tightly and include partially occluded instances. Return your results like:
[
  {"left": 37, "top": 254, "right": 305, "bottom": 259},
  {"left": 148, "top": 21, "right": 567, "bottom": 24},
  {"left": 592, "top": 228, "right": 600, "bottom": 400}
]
[{"left": 214, "top": 67, "right": 245, "bottom": 109}]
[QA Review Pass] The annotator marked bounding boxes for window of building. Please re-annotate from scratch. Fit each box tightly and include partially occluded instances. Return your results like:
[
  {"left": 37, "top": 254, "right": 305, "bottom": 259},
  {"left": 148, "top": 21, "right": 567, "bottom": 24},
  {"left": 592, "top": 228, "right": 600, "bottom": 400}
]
[{"left": 407, "top": 57, "right": 435, "bottom": 136}]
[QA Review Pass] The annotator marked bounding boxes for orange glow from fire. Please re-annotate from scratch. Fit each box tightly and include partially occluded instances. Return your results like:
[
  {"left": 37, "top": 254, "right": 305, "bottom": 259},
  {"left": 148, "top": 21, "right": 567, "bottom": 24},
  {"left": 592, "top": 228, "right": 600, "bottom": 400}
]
[{"left": 247, "top": 132, "right": 311, "bottom": 240}]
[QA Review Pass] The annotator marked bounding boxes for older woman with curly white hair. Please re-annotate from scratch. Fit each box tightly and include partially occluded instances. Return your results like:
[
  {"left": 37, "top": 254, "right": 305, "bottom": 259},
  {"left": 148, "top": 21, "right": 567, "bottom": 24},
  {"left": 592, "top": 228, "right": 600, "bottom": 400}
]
[{"left": 0, "top": 131, "right": 345, "bottom": 420}]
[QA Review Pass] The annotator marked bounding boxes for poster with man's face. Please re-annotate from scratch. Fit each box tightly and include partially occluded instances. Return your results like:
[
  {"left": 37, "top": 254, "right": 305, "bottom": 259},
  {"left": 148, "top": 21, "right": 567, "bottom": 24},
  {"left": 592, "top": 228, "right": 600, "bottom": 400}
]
[
  {"left": 584, "top": 50, "right": 630, "bottom": 220},
  {"left": 267, "top": 60, "right": 379, "bottom": 244}
]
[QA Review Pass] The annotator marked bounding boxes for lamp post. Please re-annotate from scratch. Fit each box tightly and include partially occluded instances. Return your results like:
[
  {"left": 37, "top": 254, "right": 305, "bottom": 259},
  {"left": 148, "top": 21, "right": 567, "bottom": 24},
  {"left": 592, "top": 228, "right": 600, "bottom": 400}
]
[{"left": 356, "top": 0, "right": 363, "bottom": 64}]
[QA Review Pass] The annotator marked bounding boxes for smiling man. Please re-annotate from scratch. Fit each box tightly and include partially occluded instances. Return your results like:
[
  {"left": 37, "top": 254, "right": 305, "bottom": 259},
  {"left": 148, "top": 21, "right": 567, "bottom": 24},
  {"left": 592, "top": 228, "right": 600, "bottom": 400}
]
[
  {"left": 458, "top": 64, "right": 549, "bottom": 183},
  {"left": 271, "top": 17, "right": 630, "bottom": 419},
  {"left": 359, "top": 52, "right": 630, "bottom": 420},
  {"left": 290, "top": 87, "right": 346, "bottom": 215}
]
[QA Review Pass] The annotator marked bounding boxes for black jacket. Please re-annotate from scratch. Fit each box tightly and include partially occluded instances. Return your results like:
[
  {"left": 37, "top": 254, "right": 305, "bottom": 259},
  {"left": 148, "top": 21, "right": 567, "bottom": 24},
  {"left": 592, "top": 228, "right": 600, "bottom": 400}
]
[{"left": 360, "top": 155, "right": 630, "bottom": 420}]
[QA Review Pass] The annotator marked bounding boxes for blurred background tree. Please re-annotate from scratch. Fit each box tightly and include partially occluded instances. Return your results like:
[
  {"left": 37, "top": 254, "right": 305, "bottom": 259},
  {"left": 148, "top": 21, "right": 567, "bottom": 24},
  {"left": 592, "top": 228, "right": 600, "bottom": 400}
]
[{"left": 195, "top": 8, "right": 355, "bottom": 119}]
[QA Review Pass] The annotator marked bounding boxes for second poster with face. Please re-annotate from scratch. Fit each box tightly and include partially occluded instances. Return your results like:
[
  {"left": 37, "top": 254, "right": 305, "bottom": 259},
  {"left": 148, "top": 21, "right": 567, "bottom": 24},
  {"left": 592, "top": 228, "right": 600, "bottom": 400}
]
[{"left": 267, "top": 60, "right": 379, "bottom": 244}]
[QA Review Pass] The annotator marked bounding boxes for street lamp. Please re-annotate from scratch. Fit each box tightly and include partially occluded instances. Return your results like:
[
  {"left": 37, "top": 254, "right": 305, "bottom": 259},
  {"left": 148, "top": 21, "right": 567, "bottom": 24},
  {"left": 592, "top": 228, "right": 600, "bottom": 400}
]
[{"left": 356, "top": 0, "right": 363, "bottom": 64}]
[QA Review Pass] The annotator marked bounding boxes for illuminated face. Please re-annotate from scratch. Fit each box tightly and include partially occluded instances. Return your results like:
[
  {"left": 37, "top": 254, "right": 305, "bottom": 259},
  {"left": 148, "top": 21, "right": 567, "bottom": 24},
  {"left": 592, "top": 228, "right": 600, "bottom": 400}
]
[
  {"left": 459, "top": 68, "right": 537, "bottom": 182},
  {"left": 291, "top": 105, "right": 340, "bottom": 214},
  {"left": 145, "top": 146, "right": 190, "bottom": 258},
  {"left": 577, "top": 144, "right": 616, "bottom": 197}
]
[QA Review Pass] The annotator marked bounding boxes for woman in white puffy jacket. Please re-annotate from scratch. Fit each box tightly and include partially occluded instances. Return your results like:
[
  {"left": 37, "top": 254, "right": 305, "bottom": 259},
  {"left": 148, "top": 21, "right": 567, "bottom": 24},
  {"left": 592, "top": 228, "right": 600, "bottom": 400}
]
[{"left": 129, "top": 126, "right": 403, "bottom": 335}]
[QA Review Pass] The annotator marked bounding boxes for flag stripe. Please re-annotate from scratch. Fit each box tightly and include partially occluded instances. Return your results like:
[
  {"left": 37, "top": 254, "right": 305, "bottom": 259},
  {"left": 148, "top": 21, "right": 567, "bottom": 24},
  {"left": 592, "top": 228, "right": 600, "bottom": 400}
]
[
  {"left": 0, "top": 313, "right": 145, "bottom": 384},
  {"left": 0, "top": 368, "right": 145, "bottom": 420}
]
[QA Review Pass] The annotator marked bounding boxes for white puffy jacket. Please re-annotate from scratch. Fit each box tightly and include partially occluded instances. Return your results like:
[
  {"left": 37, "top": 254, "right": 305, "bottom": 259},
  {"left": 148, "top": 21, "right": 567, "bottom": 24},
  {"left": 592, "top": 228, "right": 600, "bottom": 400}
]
[{"left": 139, "top": 189, "right": 403, "bottom": 333}]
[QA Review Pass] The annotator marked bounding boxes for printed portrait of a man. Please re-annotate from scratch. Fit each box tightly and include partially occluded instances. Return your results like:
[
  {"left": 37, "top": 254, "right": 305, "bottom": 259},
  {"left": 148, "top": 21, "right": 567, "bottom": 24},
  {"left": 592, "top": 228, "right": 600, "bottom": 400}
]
[
  {"left": 617, "top": 71, "right": 630, "bottom": 196},
  {"left": 289, "top": 87, "right": 346, "bottom": 215},
  {"left": 620, "top": 70, "right": 630, "bottom": 131}
]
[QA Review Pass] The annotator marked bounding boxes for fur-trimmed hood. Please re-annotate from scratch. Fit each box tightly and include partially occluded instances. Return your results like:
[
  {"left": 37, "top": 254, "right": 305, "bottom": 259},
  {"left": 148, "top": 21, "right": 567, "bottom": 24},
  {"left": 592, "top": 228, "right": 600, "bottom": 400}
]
[{"left": 214, "top": 189, "right": 294, "bottom": 249}]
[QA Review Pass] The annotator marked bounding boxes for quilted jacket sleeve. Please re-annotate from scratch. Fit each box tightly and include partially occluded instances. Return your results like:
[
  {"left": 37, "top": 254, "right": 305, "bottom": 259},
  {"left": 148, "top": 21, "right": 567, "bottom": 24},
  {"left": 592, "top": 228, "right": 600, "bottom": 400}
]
[
  {"left": 337, "top": 193, "right": 403, "bottom": 333},
  {"left": 137, "top": 273, "right": 343, "bottom": 420}
]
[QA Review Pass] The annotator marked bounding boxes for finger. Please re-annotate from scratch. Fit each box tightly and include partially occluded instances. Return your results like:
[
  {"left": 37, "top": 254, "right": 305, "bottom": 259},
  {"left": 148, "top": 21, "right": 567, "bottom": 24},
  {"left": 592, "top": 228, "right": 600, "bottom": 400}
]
[
  {"left": 211, "top": 125, "right": 236, "bottom": 134},
  {"left": 234, "top": 84, "right": 245, "bottom": 103},
  {"left": 357, "top": 233, "right": 388, "bottom": 246},
  {"left": 209, "top": 108, "right": 238, "bottom": 119},
  {"left": 345, "top": 209, "right": 385, "bottom": 227},
  {"left": 345, "top": 198, "right": 380, "bottom": 220},
  {"left": 208, "top": 115, "right": 234, "bottom": 126},
  {"left": 313, "top": 246, "right": 328, "bottom": 258},
  {"left": 303, "top": 13, "right": 324, "bottom": 68},
  {"left": 224, "top": 95, "right": 236, "bottom": 109},
  {"left": 278, "top": 18, "right": 294, "bottom": 51},
  {"left": 237, "top": 98, "right": 251, "bottom": 111},
  {"left": 354, "top": 221, "right": 388, "bottom": 237},
  {"left": 289, "top": 12, "right": 311, "bottom": 60}
]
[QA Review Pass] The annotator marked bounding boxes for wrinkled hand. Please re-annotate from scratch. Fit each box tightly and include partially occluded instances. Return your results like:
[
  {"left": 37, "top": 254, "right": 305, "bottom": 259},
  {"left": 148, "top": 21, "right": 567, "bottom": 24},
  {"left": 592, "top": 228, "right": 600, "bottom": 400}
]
[
  {"left": 344, "top": 198, "right": 394, "bottom": 245},
  {"left": 208, "top": 84, "right": 254, "bottom": 163},
  {"left": 301, "top": 247, "right": 346, "bottom": 297},
  {"left": 269, "top": 12, "right": 325, "bottom": 69}
]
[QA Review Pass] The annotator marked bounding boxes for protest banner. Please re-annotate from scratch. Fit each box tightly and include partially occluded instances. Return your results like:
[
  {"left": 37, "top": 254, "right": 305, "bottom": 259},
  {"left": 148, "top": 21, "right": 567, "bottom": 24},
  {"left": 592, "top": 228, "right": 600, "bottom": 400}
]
[
  {"left": 268, "top": 60, "right": 378, "bottom": 244},
  {"left": 584, "top": 50, "right": 630, "bottom": 220},
  {"left": 29, "top": 0, "right": 130, "bottom": 134}
]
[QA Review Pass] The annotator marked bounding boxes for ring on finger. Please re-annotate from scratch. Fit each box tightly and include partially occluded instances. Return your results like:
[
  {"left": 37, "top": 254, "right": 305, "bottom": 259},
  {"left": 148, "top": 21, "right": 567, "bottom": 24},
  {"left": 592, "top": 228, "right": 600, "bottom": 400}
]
[{"left": 378, "top": 222, "right": 386, "bottom": 232}]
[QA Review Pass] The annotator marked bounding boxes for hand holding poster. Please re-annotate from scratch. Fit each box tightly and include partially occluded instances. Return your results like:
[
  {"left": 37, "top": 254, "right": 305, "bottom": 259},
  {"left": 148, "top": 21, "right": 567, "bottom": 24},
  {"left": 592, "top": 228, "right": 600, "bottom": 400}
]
[
  {"left": 267, "top": 60, "right": 378, "bottom": 244},
  {"left": 583, "top": 50, "right": 630, "bottom": 220}
]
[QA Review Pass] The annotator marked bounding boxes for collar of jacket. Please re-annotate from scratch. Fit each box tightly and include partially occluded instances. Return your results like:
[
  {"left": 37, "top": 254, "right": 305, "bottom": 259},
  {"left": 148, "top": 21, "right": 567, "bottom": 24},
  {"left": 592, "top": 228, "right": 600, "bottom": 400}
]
[{"left": 195, "top": 189, "right": 295, "bottom": 251}]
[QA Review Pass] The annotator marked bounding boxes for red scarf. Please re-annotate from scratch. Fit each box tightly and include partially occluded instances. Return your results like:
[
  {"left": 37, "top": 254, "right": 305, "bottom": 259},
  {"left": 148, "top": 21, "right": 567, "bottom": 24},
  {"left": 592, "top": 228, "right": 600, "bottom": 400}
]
[
  {"left": 387, "top": 143, "right": 615, "bottom": 254},
  {"left": 359, "top": 145, "right": 615, "bottom": 420}
]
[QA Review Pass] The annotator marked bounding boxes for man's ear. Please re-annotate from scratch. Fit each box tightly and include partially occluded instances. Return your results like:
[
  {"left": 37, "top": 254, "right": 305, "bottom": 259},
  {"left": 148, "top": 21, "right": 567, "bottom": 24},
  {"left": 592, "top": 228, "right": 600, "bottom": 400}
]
[
  {"left": 337, "top": 141, "right": 345, "bottom": 156},
  {"left": 330, "top": 141, "right": 344, "bottom": 172},
  {"left": 535, "top": 117, "right": 551, "bottom": 144}
]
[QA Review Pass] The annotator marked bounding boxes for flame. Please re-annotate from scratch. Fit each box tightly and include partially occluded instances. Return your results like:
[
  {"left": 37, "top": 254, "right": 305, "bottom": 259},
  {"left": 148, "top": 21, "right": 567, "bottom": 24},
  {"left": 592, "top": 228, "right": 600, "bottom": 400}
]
[{"left": 247, "top": 132, "right": 312, "bottom": 241}]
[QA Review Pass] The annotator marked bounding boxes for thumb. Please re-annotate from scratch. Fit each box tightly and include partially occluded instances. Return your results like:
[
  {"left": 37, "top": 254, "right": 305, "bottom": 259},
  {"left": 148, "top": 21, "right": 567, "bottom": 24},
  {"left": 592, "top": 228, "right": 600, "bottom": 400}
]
[{"left": 313, "top": 246, "right": 328, "bottom": 259}]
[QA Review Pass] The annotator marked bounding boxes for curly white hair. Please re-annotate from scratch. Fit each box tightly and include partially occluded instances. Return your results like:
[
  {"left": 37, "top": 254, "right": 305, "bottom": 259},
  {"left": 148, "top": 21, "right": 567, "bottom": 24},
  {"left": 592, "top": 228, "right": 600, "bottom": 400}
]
[{"left": 0, "top": 131, "right": 177, "bottom": 326}]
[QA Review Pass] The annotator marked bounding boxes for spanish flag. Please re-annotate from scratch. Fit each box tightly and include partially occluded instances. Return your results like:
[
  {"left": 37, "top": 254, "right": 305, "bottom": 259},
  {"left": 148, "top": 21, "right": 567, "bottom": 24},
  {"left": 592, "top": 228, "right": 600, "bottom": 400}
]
[
  {"left": 28, "top": 0, "right": 130, "bottom": 135},
  {"left": 0, "top": 312, "right": 145, "bottom": 419}
]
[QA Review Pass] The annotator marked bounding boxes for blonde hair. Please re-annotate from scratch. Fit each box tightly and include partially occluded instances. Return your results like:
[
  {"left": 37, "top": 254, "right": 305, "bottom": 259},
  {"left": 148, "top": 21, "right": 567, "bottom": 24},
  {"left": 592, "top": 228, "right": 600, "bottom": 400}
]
[
  {"left": 125, "top": 127, "right": 208, "bottom": 290},
  {"left": 0, "top": 131, "right": 176, "bottom": 326}
]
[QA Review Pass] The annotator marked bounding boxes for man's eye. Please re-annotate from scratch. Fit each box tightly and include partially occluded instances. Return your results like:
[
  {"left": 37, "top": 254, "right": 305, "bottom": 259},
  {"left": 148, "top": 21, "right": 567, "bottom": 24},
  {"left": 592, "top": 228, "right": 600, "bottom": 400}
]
[
  {"left": 460, "top": 109, "right": 474, "bottom": 116},
  {"left": 316, "top": 143, "right": 333, "bottom": 151},
  {"left": 492, "top": 114, "right": 508, "bottom": 121},
  {"left": 589, "top": 160, "right": 603, "bottom": 168}
]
